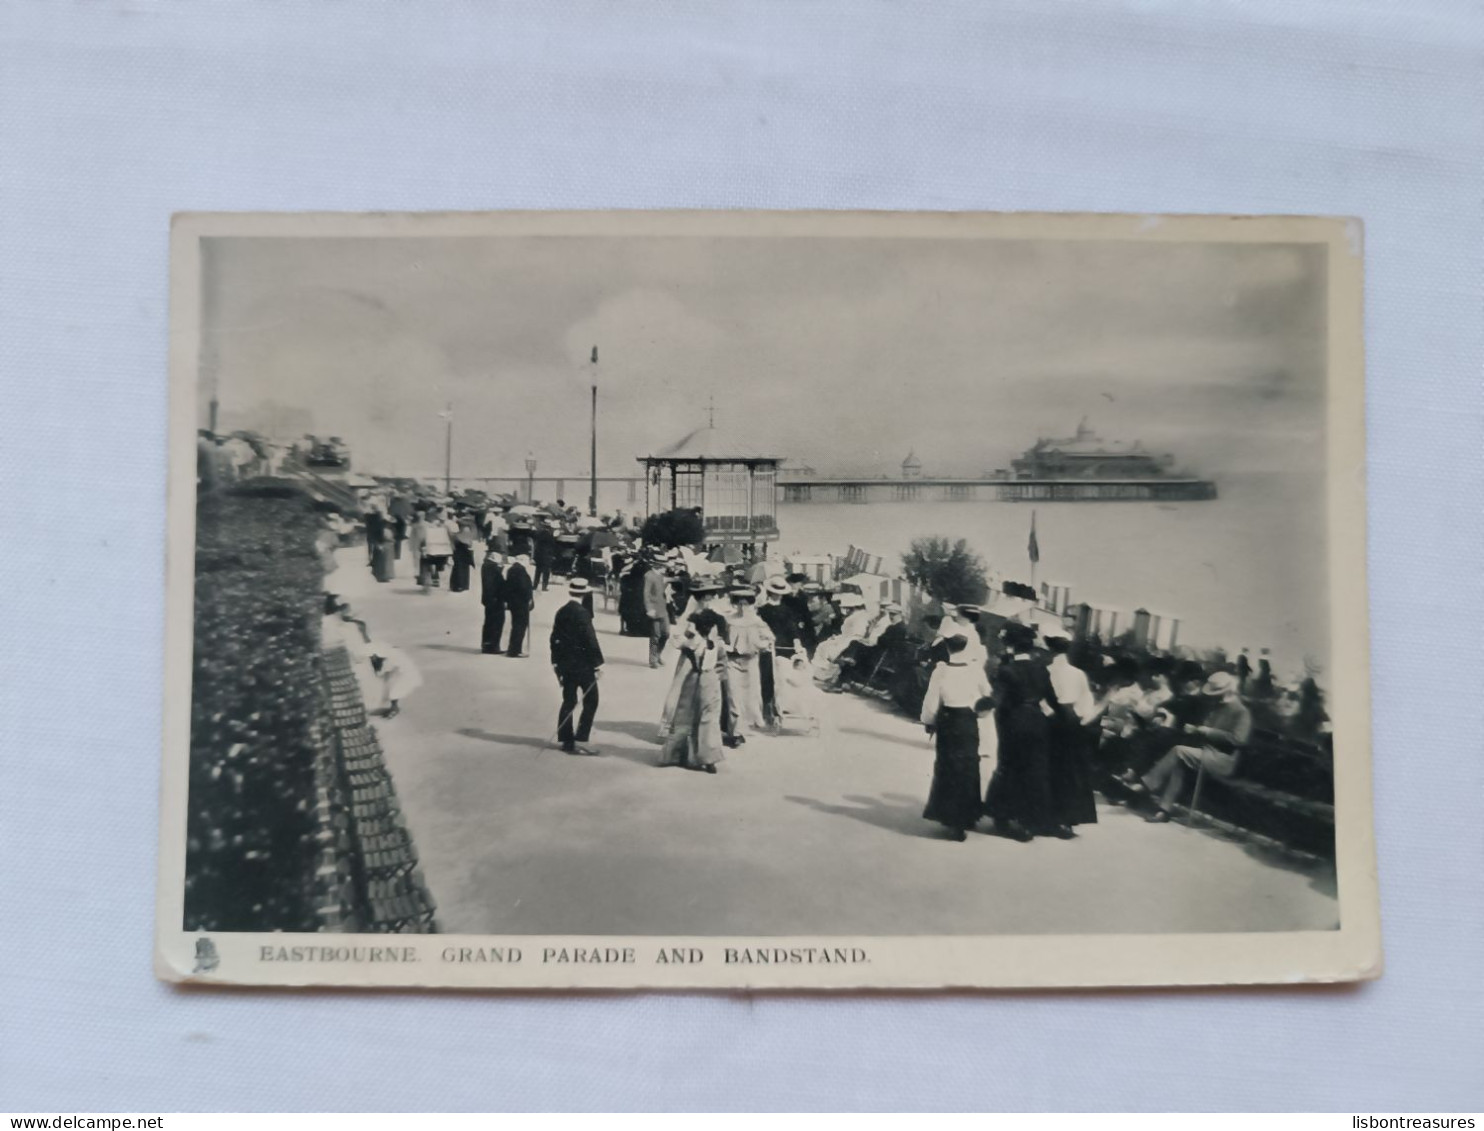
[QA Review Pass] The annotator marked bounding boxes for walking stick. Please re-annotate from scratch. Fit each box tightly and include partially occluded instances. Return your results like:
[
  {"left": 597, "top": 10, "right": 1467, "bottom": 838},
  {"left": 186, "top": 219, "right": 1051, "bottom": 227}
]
[{"left": 538, "top": 677, "right": 601, "bottom": 755}]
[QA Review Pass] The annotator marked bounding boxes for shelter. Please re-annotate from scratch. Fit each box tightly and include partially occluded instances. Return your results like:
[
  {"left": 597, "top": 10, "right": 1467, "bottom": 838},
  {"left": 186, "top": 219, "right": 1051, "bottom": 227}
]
[{"left": 637, "top": 423, "right": 782, "bottom": 549}]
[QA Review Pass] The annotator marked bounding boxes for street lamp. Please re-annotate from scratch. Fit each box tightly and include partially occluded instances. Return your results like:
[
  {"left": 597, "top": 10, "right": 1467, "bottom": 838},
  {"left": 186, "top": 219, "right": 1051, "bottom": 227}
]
[{"left": 525, "top": 451, "right": 537, "bottom": 504}]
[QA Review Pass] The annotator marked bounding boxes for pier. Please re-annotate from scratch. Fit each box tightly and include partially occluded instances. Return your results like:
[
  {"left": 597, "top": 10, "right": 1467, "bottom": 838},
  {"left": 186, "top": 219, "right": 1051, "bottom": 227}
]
[{"left": 779, "top": 476, "right": 1217, "bottom": 503}]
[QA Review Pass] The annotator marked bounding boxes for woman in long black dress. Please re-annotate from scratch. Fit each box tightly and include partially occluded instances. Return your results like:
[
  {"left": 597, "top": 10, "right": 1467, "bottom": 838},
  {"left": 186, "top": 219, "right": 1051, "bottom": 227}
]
[
  {"left": 983, "top": 621, "right": 1069, "bottom": 841},
  {"left": 617, "top": 555, "right": 649, "bottom": 636},
  {"left": 448, "top": 520, "right": 476, "bottom": 593},
  {"left": 919, "top": 634, "right": 993, "bottom": 841},
  {"left": 1042, "top": 628, "right": 1100, "bottom": 831}
]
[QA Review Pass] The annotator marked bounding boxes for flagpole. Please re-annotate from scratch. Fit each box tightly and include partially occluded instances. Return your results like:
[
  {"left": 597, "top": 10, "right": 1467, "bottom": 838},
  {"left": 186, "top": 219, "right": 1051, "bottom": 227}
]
[{"left": 1029, "top": 509, "right": 1039, "bottom": 592}]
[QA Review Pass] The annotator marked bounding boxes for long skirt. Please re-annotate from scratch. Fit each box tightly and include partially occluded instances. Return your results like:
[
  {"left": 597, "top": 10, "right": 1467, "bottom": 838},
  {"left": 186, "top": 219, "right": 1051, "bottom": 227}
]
[
  {"left": 371, "top": 542, "right": 395, "bottom": 583},
  {"left": 618, "top": 573, "right": 648, "bottom": 635},
  {"left": 984, "top": 706, "right": 1056, "bottom": 831},
  {"left": 923, "top": 707, "right": 983, "bottom": 831},
  {"left": 657, "top": 652, "right": 691, "bottom": 738},
  {"left": 449, "top": 545, "right": 474, "bottom": 592},
  {"left": 658, "top": 667, "right": 725, "bottom": 769},
  {"left": 725, "top": 655, "right": 768, "bottom": 736},
  {"left": 1049, "top": 712, "right": 1099, "bottom": 825}
]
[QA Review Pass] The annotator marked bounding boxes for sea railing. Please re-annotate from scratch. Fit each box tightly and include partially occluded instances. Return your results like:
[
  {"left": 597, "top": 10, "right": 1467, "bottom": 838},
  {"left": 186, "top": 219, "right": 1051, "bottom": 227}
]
[{"left": 829, "top": 544, "right": 1182, "bottom": 651}]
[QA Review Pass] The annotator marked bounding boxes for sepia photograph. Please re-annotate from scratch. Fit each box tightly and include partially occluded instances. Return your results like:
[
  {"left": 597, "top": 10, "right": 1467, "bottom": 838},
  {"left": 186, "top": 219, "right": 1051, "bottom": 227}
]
[{"left": 156, "top": 210, "right": 1377, "bottom": 989}]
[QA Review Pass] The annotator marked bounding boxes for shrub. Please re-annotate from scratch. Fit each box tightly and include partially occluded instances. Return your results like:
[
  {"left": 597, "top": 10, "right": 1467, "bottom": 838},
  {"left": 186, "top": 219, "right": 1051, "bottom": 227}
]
[
  {"left": 185, "top": 488, "right": 329, "bottom": 932},
  {"left": 901, "top": 536, "right": 989, "bottom": 606},
  {"left": 640, "top": 507, "right": 705, "bottom": 549}
]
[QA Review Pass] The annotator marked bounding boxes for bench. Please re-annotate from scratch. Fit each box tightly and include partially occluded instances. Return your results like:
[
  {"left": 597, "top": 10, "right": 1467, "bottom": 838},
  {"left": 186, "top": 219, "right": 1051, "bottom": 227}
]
[{"left": 1184, "top": 731, "right": 1335, "bottom": 860}]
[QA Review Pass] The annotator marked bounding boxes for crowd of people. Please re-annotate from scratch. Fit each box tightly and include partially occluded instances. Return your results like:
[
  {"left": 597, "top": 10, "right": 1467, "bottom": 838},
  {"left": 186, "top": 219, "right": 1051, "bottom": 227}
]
[{"left": 341, "top": 485, "right": 1331, "bottom": 845}]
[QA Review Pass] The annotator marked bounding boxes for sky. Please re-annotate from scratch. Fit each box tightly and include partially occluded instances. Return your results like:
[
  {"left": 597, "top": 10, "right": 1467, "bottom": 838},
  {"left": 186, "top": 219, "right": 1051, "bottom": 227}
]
[{"left": 201, "top": 233, "right": 1327, "bottom": 480}]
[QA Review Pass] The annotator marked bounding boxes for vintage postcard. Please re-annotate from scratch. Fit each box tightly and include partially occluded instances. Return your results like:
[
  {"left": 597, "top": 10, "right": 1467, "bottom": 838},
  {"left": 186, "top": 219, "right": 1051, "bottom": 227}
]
[{"left": 157, "top": 211, "right": 1378, "bottom": 989}]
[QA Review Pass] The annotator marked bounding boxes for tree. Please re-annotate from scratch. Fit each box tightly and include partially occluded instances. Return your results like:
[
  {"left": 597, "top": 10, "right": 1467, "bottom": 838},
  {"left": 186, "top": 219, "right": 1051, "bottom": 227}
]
[
  {"left": 901, "top": 536, "right": 989, "bottom": 605},
  {"left": 640, "top": 507, "right": 706, "bottom": 549}
]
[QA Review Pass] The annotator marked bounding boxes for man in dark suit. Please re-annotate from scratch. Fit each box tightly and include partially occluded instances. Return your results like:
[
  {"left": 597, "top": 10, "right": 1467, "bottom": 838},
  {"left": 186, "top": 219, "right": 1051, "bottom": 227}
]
[
  {"left": 783, "top": 573, "right": 819, "bottom": 659},
  {"left": 757, "top": 576, "right": 808, "bottom": 728},
  {"left": 503, "top": 554, "right": 535, "bottom": 657},
  {"left": 479, "top": 548, "right": 506, "bottom": 655},
  {"left": 533, "top": 521, "right": 556, "bottom": 592},
  {"left": 549, "top": 577, "right": 604, "bottom": 755}
]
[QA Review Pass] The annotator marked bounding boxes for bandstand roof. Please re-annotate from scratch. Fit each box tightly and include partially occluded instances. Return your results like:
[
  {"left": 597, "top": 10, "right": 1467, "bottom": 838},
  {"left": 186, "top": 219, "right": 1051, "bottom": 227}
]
[{"left": 638, "top": 423, "right": 781, "bottom": 463}]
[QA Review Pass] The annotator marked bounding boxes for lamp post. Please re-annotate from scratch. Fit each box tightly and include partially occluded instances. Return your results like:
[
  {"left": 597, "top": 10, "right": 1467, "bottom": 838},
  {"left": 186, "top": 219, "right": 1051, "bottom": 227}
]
[
  {"left": 525, "top": 451, "right": 537, "bottom": 505},
  {"left": 589, "top": 345, "right": 598, "bottom": 517},
  {"left": 442, "top": 402, "right": 453, "bottom": 494}
]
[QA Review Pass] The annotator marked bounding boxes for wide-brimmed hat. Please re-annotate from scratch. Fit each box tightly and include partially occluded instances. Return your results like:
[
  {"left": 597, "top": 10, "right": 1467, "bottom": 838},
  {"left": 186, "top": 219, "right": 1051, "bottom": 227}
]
[
  {"left": 882, "top": 601, "right": 902, "bottom": 614},
  {"left": 1000, "top": 621, "right": 1038, "bottom": 650},
  {"left": 567, "top": 578, "right": 591, "bottom": 595},
  {"left": 764, "top": 577, "right": 791, "bottom": 596},
  {"left": 1175, "top": 660, "right": 1207, "bottom": 685},
  {"left": 690, "top": 578, "right": 723, "bottom": 595},
  {"left": 835, "top": 592, "right": 865, "bottom": 608},
  {"left": 1202, "top": 671, "right": 1239, "bottom": 696},
  {"left": 728, "top": 585, "right": 757, "bottom": 602},
  {"left": 1040, "top": 622, "right": 1072, "bottom": 643}
]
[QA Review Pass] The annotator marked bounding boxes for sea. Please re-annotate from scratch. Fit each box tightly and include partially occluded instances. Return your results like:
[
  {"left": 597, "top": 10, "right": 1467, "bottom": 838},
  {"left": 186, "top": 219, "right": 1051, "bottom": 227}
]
[{"left": 773, "top": 471, "right": 1330, "bottom": 679}]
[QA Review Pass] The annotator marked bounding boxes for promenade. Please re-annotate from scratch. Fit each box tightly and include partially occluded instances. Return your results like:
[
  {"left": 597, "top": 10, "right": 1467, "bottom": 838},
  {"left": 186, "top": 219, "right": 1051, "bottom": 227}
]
[{"left": 331, "top": 549, "right": 1337, "bottom": 937}]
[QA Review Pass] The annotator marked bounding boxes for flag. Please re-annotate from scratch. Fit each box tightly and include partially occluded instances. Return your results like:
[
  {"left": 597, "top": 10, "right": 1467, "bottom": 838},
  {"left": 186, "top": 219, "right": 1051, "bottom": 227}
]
[{"left": 1028, "top": 510, "right": 1040, "bottom": 565}]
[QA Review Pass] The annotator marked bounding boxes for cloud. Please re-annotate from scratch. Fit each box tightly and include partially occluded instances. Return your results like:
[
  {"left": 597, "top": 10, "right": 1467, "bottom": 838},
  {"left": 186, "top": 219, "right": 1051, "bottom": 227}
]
[{"left": 202, "top": 234, "right": 1328, "bottom": 479}]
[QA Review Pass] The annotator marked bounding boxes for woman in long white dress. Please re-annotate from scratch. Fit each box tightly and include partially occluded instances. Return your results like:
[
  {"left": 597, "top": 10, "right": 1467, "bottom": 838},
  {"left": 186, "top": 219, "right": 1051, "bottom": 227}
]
[
  {"left": 813, "top": 592, "right": 872, "bottom": 683},
  {"left": 657, "top": 586, "right": 729, "bottom": 772},
  {"left": 724, "top": 585, "right": 774, "bottom": 742}
]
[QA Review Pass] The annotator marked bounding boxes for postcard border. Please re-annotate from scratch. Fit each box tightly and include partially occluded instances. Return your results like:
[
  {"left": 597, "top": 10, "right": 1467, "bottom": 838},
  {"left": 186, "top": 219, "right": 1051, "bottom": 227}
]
[{"left": 156, "top": 210, "right": 1378, "bottom": 990}]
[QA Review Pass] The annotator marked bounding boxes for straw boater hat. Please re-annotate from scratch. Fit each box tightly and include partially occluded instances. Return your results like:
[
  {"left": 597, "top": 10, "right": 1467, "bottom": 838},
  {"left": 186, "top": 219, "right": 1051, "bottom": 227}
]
[
  {"left": 567, "top": 577, "right": 591, "bottom": 596},
  {"left": 1202, "top": 671, "right": 1239, "bottom": 697},
  {"left": 764, "top": 577, "right": 791, "bottom": 597},
  {"left": 835, "top": 592, "right": 866, "bottom": 609}
]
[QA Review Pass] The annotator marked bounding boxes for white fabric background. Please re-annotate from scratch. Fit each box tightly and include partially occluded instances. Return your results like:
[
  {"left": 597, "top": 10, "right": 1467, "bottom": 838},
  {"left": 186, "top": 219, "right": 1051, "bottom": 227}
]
[{"left": 2, "top": 0, "right": 1481, "bottom": 1112}]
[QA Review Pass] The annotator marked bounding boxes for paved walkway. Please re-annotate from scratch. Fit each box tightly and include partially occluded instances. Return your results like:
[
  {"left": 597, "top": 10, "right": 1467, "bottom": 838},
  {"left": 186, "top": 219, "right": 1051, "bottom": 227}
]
[{"left": 330, "top": 548, "right": 1337, "bottom": 936}]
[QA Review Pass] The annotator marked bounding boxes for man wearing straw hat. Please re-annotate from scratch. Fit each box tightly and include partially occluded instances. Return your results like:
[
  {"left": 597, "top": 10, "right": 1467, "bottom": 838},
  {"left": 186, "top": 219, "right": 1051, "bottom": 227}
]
[
  {"left": 1128, "top": 670, "right": 1252, "bottom": 821},
  {"left": 757, "top": 576, "right": 805, "bottom": 728},
  {"left": 643, "top": 550, "right": 673, "bottom": 668},
  {"left": 549, "top": 577, "right": 604, "bottom": 756}
]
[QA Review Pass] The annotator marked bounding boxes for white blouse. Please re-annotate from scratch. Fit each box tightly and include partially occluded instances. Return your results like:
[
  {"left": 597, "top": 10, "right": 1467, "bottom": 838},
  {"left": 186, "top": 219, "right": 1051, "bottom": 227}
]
[{"left": 920, "top": 661, "right": 993, "bottom": 724}]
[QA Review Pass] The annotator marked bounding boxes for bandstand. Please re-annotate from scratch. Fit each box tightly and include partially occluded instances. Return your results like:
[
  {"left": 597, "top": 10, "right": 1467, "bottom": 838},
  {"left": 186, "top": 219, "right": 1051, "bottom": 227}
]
[{"left": 638, "top": 423, "right": 781, "bottom": 553}]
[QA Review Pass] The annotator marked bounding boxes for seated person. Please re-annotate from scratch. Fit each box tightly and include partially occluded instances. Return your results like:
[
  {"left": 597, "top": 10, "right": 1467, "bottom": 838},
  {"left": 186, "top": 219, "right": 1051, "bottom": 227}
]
[
  {"left": 1115, "top": 660, "right": 1207, "bottom": 779},
  {"left": 1125, "top": 671, "right": 1252, "bottom": 821}
]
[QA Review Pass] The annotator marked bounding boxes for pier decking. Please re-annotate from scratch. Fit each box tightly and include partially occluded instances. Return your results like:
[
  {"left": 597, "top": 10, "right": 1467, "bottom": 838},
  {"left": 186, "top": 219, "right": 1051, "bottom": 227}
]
[{"left": 779, "top": 477, "right": 1217, "bottom": 503}]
